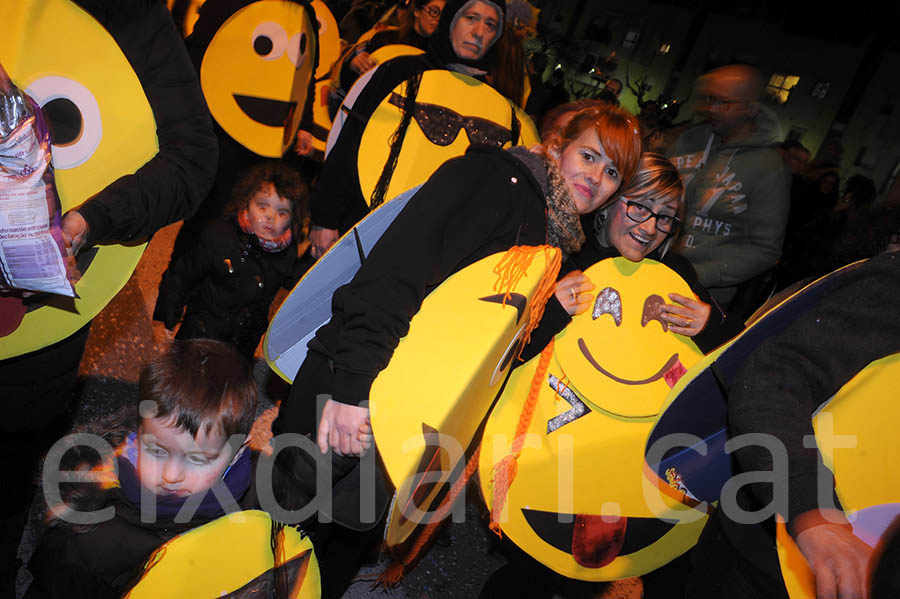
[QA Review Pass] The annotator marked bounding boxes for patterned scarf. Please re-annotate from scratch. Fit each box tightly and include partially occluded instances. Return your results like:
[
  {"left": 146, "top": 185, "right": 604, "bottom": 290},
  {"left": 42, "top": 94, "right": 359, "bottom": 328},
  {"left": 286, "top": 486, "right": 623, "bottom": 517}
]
[
  {"left": 237, "top": 209, "right": 292, "bottom": 252},
  {"left": 538, "top": 153, "right": 585, "bottom": 257}
]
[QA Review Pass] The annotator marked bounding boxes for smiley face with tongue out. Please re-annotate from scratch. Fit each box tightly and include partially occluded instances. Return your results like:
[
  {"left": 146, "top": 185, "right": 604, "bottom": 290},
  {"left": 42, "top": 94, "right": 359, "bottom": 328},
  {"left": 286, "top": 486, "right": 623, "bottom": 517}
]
[{"left": 479, "top": 257, "right": 709, "bottom": 581}]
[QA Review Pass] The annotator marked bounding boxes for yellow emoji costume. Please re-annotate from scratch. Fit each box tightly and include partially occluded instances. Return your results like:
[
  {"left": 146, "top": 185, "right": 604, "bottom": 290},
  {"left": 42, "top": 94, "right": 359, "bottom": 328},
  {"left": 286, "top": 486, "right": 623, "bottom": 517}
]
[
  {"left": 0, "top": 0, "right": 217, "bottom": 357},
  {"left": 309, "top": 0, "right": 541, "bottom": 236},
  {"left": 189, "top": 0, "right": 319, "bottom": 158},
  {"left": 370, "top": 245, "right": 561, "bottom": 548},
  {"left": 127, "top": 511, "right": 320, "bottom": 598},
  {"left": 648, "top": 255, "right": 900, "bottom": 597},
  {"left": 0, "top": 1, "right": 218, "bottom": 587},
  {"left": 479, "top": 258, "right": 707, "bottom": 581}
]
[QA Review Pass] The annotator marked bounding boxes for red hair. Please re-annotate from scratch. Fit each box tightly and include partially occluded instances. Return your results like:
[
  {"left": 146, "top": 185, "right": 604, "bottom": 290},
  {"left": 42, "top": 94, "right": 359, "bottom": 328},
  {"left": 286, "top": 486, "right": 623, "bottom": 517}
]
[{"left": 544, "top": 104, "right": 643, "bottom": 190}]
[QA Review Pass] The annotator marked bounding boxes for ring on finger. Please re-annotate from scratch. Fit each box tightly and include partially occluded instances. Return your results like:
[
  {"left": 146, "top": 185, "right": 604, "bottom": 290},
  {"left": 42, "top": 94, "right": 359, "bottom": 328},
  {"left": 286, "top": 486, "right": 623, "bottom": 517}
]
[{"left": 570, "top": 289, "right": 577, "bottom": 301}]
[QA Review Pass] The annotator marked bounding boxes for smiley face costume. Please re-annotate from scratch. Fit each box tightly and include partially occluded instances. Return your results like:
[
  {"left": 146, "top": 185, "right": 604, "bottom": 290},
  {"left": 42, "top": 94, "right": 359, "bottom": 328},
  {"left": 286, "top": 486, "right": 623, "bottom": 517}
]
[
  {"left": 309, "top": 0, "right": 521, "bottom": 235},
  {"left": 183, "top": 0, "right": 319, "bottom": 216},
  {"left": 479, "top": 258, "right": 709, "bottom": 582},
  {"left": 0, "top": 0, "right": 217, "bottom": 588},
  {"left": 677, "top": 253, "right": 900, "bottom": 598}
]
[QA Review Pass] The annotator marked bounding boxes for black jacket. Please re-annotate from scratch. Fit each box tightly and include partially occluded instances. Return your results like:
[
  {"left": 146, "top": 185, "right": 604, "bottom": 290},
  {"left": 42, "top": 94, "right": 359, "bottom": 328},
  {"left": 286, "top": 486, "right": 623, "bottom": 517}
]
[
  {"left": 154, "top": 216, "right": 313, "bottom": 358},
  {"left": 73, "top": 0, "right": 218, "bottom": 247},
  {"left": 724, "top": 253, "right": 900, "bottom": 568},
  {"left": 311, "top": 144, "right": 549, "bottom": 407}
]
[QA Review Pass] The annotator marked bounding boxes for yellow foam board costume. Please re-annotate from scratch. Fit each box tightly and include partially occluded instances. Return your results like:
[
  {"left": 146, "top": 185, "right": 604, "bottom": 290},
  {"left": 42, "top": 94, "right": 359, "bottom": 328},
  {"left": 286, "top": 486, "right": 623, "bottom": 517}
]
[
  {"left": 308, "top": 0, "right": 341, "bottom": 155},
  {"left": 357, "top": 69, "right": 535, "bottom": 208},
  {"left": 479, "top": 258, "right": 708, "bottom": 580},
  {"left": 776, "top": 352, "right": 900, "bottom": 598},
  {"left": 196, "top": 0, "right": 318, "bottom": 157},
  {"left": 126, "top": 510, "right": 320, "bottom": 598},
  {"left": 370, "top": 245, "right": 560, "bottom": 548},
  {"left": 0, "top": 0, "right": 157, "bottom": 358}
]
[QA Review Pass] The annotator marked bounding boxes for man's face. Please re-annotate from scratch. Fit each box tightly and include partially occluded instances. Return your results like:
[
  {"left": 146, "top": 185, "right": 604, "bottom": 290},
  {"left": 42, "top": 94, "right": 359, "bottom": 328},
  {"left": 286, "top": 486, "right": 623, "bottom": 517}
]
[
  {"left": 449, "top": 1, "right": 500, "bottom": 61},
  {"left": 695, "top": 73, "right": 756, "bottom": 140}
]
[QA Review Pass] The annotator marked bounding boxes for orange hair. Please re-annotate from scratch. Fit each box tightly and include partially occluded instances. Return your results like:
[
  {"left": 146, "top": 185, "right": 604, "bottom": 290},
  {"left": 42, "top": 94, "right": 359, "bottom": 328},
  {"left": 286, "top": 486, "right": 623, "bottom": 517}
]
[{"left": 544, "top": 104, "right": 643, "bottom": 191}]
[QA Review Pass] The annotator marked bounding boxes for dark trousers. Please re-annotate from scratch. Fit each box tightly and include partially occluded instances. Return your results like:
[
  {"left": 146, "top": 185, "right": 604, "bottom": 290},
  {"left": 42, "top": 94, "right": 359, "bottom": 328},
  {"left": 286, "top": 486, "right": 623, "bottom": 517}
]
[
  {"left": 0, "top": 324, "right": 91, "bottom": 593},
  {"left": 272, "top": 350, "right": 391, "bottom": 599}
]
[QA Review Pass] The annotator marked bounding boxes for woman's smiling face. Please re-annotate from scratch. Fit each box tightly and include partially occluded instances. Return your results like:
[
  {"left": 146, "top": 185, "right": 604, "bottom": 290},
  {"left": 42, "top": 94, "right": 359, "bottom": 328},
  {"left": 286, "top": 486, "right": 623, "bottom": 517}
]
[
  {"left": 555, "top": 128, "right": 622, "bottom": 215},
  {"left": 605, "top": 195, "right": 679, "bottom": 261}
]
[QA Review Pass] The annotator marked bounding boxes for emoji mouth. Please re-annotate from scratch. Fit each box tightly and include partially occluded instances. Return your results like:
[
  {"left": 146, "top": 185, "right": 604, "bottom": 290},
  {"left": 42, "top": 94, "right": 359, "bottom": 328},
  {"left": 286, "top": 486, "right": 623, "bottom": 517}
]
[
  {"left": 578, "top": 338, "right": 679, "bottom": 386},
  {"left": 233, "top": 94, "right": 297, "bottom": 127},
  {"left": 522, "top": 508, "right": 676, "bottom": 568}
]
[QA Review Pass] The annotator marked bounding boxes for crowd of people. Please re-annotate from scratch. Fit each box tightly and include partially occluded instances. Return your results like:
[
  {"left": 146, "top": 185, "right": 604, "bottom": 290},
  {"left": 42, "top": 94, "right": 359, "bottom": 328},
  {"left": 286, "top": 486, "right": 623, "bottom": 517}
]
[{"left": 2, "top": 0, "right": 898, "bottom": 598}]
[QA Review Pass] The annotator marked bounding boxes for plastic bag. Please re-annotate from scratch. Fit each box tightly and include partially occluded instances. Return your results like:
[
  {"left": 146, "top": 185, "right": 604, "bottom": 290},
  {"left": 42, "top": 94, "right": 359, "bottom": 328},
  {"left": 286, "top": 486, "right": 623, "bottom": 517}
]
[{"left": 0, "top": 67, "right": 76, "bottom": 297}]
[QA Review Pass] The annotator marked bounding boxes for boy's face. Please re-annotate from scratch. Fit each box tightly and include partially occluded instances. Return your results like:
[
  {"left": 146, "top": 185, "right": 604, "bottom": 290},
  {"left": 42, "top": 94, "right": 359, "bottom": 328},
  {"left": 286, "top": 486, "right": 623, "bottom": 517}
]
[{"left": 137, "top": 417, "right": 236, "bottom": 497}]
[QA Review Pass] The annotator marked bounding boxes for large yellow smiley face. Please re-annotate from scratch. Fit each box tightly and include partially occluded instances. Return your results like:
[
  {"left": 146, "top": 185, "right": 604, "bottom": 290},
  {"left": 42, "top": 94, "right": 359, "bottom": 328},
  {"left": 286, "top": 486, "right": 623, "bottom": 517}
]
[
  {"left": 1, "top": 0, "right": 157, "bottom": 358},
  {"left": 479, "top": 258, "right": 707, "bottom": 580},
  {"left": 200, "top": 0, "right": 317, "bottom": 157},
  {"left": 555, "top": 258, "right": 704, "bottom": 418}
]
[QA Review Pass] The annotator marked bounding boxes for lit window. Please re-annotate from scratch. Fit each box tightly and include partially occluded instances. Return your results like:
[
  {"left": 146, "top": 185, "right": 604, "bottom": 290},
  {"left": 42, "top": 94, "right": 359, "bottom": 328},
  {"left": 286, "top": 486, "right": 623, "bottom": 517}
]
[
  {"left": 623, "top": 30, "right": 640, "bottom": 48},
  {"left": 810, "top": 81, "right": 830, "bottom": 99},
  {"left": 767, "top": 73, "right": 800, "bottom": 104},
  {"left": 658, "top": 43, "right": 671, "bottom": 54}
]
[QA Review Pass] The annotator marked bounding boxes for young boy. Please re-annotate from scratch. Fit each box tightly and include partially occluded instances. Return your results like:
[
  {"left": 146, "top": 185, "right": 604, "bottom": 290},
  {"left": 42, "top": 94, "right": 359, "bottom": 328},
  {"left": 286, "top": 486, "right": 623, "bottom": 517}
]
[{"left": 25, "top": 339, "right": 261, "bottom": 598}]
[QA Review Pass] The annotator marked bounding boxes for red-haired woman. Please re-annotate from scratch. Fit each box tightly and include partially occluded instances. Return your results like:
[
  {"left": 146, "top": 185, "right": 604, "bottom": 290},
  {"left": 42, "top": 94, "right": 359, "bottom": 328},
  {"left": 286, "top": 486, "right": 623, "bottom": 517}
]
[{"left": 272, "top": 104, "right": 643, "bottom": 598}]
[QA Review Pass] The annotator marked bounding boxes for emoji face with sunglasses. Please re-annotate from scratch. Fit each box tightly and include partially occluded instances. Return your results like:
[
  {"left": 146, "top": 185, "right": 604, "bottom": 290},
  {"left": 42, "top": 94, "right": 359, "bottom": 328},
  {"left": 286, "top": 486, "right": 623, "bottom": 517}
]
[{"left": 357, "top": 69, "right": 536, "bottom": 208}]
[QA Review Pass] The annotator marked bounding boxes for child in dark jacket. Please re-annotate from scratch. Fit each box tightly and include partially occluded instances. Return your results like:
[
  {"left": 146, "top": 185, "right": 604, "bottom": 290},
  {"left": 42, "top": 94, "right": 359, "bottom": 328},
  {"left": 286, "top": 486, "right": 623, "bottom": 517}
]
[
  {"left": 154, "top": 162, "right": 313, "bottom": 359},
  {"left": 26, "top": 339, "right": 272, "bottom": 598}
]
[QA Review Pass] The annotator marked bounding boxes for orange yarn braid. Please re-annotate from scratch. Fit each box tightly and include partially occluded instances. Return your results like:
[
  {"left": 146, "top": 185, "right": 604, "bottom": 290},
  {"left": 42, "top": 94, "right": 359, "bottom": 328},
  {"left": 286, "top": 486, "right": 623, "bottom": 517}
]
[
  {"left": 492, "top": 245, "right": 562, "bottom": 352},
  {"left": 376, "top": 445, "right": 483, "bottom": 587},
  {"left": 377, "top": 245, "right": 561, "bottom": 586},
  {"left": 489, "top": 339, "right": 554, "bottom": 536}
]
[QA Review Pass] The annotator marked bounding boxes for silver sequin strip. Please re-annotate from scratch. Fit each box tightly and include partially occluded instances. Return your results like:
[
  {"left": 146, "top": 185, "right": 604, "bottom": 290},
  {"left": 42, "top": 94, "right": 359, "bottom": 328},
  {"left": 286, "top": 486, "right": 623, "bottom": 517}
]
[{"left": 546, "top": 373, "right": 589, "bottom": 433}]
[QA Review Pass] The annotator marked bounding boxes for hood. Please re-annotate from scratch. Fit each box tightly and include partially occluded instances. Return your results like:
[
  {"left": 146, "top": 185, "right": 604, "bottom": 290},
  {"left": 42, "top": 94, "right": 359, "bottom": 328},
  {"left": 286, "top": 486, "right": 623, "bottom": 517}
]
[{"left": 427, "top": 0, "right": 505, "bottom": 71}]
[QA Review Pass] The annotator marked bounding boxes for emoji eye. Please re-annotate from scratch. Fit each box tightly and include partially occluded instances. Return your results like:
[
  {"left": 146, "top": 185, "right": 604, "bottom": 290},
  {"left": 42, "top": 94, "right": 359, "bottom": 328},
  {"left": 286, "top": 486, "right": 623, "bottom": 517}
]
[
  {"left": 27, "top": 75, "right": 102, "bottom": 170},
  {"left": 287, "top": 31, "right": 308, "bottom": 69},
  {"left": 252, "top": 21, "right": 288, "bottom": 61},
  {"left": 641, "top": 294, "right": 668, "bottom": 332},
  {"left": 592, "top": 287, "right": 622, "bottom": 325}
]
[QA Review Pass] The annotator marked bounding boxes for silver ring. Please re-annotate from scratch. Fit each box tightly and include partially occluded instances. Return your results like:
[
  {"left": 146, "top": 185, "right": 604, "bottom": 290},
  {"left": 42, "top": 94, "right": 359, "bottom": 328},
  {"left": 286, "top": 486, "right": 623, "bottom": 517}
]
[{"left": 570, "top": 289, "right": 577, "bottom": 302}]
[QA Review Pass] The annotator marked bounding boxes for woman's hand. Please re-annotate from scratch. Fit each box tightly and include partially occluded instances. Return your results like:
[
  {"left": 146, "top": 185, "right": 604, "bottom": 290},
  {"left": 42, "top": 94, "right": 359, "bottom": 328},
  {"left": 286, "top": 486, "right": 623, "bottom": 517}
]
[
  {"left": 554, "top": 270, "right": 595, "bottom": 316},
  {"left": 349, "top": 51, "right": 376, "bottom": 74},
  {"left": 661, "top": 293, "right": 710, "bottom": 337}
]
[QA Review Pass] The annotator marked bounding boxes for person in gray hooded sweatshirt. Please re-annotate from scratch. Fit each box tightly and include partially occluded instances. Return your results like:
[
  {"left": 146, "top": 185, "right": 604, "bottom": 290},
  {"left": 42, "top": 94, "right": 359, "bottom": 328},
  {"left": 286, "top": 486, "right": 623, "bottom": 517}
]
[{"left": 667, "top": 64, "right": 790, "bottom": 308}]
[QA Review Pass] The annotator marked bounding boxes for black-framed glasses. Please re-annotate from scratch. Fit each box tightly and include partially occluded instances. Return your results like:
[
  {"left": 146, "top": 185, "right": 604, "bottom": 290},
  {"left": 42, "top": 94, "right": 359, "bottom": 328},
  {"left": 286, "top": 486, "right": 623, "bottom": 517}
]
[
  {"left": 421, "top": 4, "right": 442, "bottom": 18},
  {"left": 620, "top": 199, "right": 680, "bottom": 233}
]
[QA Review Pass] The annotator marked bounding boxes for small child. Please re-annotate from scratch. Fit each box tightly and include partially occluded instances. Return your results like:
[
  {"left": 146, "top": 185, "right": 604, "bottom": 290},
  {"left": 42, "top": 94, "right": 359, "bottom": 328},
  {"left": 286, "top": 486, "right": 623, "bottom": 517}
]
[
  {"left": 154, "top": 162, "right": 313, "bottom": 359},
  {"left": 25, "top": 339, "right": 261, "bottom": 598}
]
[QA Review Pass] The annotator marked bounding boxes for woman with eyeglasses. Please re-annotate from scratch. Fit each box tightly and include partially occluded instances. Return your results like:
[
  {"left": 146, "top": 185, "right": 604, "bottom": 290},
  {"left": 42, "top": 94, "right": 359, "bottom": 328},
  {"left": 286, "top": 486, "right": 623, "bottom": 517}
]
[
  {"left": 338, "top": 0, "right": 447, "bottom": 94},
  {"left": 529, "top": 153, "right": 727, "bottom": 355}
]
